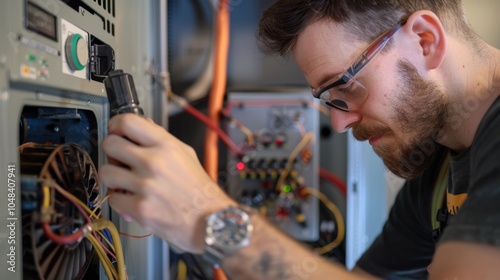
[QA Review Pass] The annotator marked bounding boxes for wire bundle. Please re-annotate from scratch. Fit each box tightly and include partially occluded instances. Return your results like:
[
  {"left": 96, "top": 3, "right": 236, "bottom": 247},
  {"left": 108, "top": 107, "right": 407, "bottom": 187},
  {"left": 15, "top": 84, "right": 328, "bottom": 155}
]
[{"left": 40, "top": 180, "right": 127, "bottom": 280}]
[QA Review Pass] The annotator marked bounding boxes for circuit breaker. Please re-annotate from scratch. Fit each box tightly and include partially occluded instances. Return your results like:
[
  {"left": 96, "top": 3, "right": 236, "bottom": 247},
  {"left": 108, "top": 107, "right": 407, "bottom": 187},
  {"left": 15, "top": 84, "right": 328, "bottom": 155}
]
[{"left": 226, "top": 90, "right": 320, "bottom": 241}]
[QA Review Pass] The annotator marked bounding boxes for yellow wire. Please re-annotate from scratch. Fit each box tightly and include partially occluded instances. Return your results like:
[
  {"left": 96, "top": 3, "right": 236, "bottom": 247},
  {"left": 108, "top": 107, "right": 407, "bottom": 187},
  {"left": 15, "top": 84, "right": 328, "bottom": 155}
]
[
  {"left": 42, "top": 179, "right": 99, "bottom": 220},
  {"left": 295, "top": 122, "right": 307, "bottom": 136},
  {"left": 62, "top": 188, "right": 100, "bottom": 219},
  {"left": 91, "top": 194, "right": 116, "bottom": 252},
  {"left": 42, "top": 185, "right": 51, "bottom": 207},
  {"left": 43, "top": 181, "right": 123, "bottom": 280},
  {"left": 177, "top": 259, "right": 187, "bottom": 280},
  {"left": 91, "top": 194, "right": 110, "bottom": 218},
  {"left": 87, "top": 234, "right": 118, "bottom": 279},
  {"left": 275, "top": 132, "right": 315, "bottom": 191},
  {"left": 96, "top": 230, "right": 116, "bottom": 253},
  {"left": 91, "top": 219, "right": 127, "bottom": 280},
  {"left": 302, "top": 187, "right": 345, "bottom": 254},
  {"left": 228, "top": 117, "right": 255, "bottom": 145}
]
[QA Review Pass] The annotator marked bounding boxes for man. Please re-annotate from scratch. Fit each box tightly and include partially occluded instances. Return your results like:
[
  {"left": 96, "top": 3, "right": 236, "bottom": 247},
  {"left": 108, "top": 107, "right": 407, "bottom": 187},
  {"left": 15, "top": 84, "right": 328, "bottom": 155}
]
[{"left": 99, "top": 0, "right": 500, "bottom": 279}]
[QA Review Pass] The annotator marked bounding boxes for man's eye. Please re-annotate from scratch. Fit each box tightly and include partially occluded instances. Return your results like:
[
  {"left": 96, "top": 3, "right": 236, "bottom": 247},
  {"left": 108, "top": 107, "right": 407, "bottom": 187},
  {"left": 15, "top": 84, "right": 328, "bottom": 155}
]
[{"left": 336, "top": 83, "right": 354, "bottom": 93}]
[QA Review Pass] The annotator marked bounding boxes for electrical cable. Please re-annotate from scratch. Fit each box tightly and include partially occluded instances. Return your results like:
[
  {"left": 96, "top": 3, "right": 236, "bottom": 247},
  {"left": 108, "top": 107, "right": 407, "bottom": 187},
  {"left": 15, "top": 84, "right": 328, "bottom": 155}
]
[
  {"left": 301, "top": 187, "right": 345, "bottom": 255},
  {"left": 176, "top": 259, "right": 187, "bottom": 280},
  {"left": 102, "top": 229, "right": 113, "bottom": 245},
  {"left": 213, "top": 264, "right": 228, "bottom": 280},
  {"left": 41, "top": 179, "right": 127, "bottom": 279},
  {"left": 91, "top": 193, "right": 110, "bottom": 217},
  {"left": 319, "top": 168, "right": 347, "bottom": 197},
  {"left": 41, "top": 184, "right": 86, "bottom": 245},
  {"left": 275, "top": 132, "right": 315, "bottom": 191},
  {"left": 87, "top": 233, "right": 118, "bottom": 280},
  {"left": 168, "top": 90, "right": 243, "bottom": 157},
  {"left": 204, "top": 0, "right": 230, "bottom": 181},
  {"left": 220, "top": 109, "right": 255, "bottom": 145},
  {"left": 91, "top": 219, "right": 127, "bottom": 280},
  {"left": 119, "top": 232, "right": 153, "bottom": 238},
  {"left": 92, "top": 194, "right": 118, "bottom": 253},
  {"left": 96, "top": 230, "right": 116, "bottom": 255}
]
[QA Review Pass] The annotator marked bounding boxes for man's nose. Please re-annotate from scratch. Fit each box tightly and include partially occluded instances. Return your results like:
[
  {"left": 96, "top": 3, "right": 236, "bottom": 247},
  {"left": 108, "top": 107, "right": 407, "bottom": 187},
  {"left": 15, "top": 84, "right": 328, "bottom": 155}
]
[{"left": 330, "top": 108, "right": 361, "bottom": 133}]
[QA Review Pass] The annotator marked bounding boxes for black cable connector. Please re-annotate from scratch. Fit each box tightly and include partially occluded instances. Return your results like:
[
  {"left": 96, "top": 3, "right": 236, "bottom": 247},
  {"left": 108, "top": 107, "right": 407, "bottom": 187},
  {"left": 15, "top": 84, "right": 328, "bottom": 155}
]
[{"left": 103, "top": 70, "right": 144, "bottom": 117}]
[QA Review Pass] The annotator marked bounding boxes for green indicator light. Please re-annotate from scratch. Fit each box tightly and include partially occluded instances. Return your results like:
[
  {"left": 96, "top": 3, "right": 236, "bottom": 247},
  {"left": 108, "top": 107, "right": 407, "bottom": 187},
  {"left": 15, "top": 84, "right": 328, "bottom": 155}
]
[
  {"left": 26, "top": 54, "right": 36, "bottom": 62},
  {"left": 283, "top": 184, "right": 291, "bottom": 193}
]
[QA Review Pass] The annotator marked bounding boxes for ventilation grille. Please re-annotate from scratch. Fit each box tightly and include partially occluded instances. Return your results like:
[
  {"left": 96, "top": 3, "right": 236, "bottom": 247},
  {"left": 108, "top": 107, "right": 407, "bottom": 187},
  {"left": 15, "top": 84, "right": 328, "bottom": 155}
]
[
  {"left": 92, "top": 0, "right": 115, "bottom": 17},
  {"left": 91, "top": 0, "right": 115, "bottom": 36},
  {"left": 92, "top": 0, "right": 115, "bottom": 36},
  {"left": 59, "top": 0, "right": 116, "bottom": 36}
]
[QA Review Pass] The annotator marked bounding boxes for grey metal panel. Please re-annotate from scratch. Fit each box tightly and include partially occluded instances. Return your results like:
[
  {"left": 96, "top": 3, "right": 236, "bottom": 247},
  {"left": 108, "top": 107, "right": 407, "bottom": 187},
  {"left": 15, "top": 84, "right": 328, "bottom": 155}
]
[
  {"left": 4, "top": 0, "right": 114, "bottom": 96},
  {"left": 345, "top": 134, "right": 388, "bottom": 269},
  {"left": 226, "top": 90, "right": 320, "bottom": 241},
  {"left": 0, "top": 0, "right": 169, "bottom": 279}
]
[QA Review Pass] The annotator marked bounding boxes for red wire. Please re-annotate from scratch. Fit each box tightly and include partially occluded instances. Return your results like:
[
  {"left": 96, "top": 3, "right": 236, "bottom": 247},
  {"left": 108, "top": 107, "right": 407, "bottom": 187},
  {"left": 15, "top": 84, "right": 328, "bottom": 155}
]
[
  {"left": 41, "top": 183, "right": 91, "bottom": 245},
  {"left": 95, "top": 232, "right": 118, "bottom": 260},
  {"left": 319, "top": 168, "right": 347, "bottom": 197},
  {"left": 42, "top": 222, "right": 84, "bottom": 245},
  {"left": 119, "top": 232, "right": 152, "bottom": 238},
  {"left": 184, "top": 103, "right": 243, "bottom": 157}
]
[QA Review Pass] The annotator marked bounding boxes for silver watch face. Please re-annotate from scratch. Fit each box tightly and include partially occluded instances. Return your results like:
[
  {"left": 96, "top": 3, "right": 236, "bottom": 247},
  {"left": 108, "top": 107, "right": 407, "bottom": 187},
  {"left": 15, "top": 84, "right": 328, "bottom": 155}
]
[{"left": 205, "top": 207, "right": 253, "bottom": 249}]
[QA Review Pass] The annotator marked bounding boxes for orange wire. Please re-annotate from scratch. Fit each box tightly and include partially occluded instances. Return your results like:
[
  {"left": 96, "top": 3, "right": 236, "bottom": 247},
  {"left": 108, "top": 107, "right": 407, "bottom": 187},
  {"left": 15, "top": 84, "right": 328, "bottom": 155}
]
[
  {"left": 213, "top": 265, "right": 228, "bottom": 280},
  {"left": 206, "top": 2, "right": 230, "bottom": 279},
  {"left": 204, "top": 0, "right": 230, "bottom": 181}
]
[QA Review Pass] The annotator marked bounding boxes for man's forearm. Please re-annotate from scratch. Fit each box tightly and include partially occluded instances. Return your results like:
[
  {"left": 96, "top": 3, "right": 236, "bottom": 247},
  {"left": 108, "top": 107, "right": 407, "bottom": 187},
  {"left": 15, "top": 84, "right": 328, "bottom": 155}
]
[{"left": 222, "top": 214, "right": 379, "bottom": 280}]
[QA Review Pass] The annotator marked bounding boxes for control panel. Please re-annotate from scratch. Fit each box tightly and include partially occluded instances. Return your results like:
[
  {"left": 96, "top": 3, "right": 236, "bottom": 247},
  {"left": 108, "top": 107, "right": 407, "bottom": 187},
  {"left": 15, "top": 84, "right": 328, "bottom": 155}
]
[
  {"left": 6, "top": 0, "right": 116, "bottom": 97},
  {"left": 226, "top": 91, "right": 320, "bottom": 241},
  {"left": 61, "top": 18, "right": 89, "bottom": 79}
]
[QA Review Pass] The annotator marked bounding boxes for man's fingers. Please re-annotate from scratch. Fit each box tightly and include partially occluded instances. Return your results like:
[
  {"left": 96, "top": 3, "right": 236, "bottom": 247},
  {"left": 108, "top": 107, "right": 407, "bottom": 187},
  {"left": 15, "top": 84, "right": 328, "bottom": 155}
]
[
  {"left": 99, "top": 164, "right": 141, "bottom": 194},
  {"left": 108, "top": 114, "right": 171, "bottom": 147},
  {"left": 101, "top": 134, "right": 155, "bottom": 174},
  {"left": 108, "top": 192, "right": 139, "bottom": 222}
]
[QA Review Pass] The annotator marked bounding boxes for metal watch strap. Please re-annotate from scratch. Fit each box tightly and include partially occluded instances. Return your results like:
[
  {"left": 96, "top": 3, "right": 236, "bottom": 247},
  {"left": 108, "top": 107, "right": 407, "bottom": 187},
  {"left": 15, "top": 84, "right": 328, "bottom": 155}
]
[
  {"left": 203, "top": 204, "right": 255, "bottom": 265},
  {"left": 203, "top": 244, "right": 226, "bottom": 265}
]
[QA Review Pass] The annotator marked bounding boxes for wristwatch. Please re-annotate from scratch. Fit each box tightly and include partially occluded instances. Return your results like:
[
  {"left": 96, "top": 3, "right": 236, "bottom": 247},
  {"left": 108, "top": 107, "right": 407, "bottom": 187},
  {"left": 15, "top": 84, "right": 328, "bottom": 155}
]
[{"left": 203, "top": 205, "right": 254, "bottom": 265}]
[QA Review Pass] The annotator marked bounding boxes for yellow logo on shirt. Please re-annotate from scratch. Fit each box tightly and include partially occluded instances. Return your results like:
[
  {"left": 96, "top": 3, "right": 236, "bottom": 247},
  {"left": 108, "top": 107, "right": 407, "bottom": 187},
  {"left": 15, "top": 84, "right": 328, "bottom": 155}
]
[{"left": 447, "top": 193, "right": 468, "bottom": 215}]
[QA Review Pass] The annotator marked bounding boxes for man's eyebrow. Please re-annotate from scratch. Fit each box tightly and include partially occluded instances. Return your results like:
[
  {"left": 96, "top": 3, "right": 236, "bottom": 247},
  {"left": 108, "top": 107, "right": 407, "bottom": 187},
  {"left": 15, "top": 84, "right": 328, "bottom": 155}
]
[{"left": 313, "top": 71, "right": 342, "bottom": 90}]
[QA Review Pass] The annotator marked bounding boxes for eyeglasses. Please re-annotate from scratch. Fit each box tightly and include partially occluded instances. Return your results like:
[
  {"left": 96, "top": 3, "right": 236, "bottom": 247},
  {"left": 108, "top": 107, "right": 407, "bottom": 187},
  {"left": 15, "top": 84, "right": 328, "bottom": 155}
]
[{"left": 311, "top": 20, "right": 407, "bottom": 111}]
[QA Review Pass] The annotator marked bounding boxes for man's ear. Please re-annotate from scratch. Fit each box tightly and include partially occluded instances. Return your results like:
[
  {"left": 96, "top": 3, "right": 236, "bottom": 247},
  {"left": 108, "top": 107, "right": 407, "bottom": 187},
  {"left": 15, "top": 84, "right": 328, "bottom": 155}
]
[{"left": 400, "top": 10, "right": 447, "bottom": 71}]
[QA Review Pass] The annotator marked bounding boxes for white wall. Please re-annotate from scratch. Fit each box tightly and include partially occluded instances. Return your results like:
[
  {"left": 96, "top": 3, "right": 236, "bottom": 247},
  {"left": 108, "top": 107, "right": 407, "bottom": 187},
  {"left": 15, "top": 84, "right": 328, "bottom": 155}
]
[{"left": 463, "top": 0, "right": 500, "bottom": 48}]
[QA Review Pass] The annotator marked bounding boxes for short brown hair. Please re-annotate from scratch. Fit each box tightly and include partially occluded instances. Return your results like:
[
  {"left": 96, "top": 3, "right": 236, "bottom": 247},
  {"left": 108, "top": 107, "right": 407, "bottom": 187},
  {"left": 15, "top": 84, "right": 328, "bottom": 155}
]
[{"left": 258, "top": 0, "right": 477, "bottom": 56}]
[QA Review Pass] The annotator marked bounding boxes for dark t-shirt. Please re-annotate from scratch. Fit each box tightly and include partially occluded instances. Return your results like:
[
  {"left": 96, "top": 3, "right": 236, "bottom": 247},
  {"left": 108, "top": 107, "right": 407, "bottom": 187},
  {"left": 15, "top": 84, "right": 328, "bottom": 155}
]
[{"left": 356, "top": 97, "right": 500, "bottom": 279}]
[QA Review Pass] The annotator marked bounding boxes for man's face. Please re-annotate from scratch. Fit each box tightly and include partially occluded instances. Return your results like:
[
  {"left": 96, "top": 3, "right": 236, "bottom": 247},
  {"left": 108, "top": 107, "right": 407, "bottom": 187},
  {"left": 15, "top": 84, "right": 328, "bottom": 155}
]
[
  {"left": 353, "top": 59, "right": 449, "bottom": 179},
  {"left": 292, "top": 20, "right": 449, "bottom": 179}
]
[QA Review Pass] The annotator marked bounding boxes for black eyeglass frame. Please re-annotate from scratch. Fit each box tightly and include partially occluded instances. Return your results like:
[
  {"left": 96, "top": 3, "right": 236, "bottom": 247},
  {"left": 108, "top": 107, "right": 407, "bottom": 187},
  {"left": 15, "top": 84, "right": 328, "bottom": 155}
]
[{"left": 311, "top": 20, "right": 407, "bottom": 111}]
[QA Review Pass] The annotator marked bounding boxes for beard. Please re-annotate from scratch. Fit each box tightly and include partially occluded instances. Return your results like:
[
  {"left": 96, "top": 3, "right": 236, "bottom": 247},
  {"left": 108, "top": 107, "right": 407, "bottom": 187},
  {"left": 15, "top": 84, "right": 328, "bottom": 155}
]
[{"left": 353, "top": 59, "right": 449, "bottom": 179}]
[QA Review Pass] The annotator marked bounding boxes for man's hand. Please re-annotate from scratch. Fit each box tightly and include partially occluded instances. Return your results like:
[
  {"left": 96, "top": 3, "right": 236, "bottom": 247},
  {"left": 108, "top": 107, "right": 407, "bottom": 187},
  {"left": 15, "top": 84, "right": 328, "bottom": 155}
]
[{"left": 99, "top": 114, "right": 235, "bottom": 253}]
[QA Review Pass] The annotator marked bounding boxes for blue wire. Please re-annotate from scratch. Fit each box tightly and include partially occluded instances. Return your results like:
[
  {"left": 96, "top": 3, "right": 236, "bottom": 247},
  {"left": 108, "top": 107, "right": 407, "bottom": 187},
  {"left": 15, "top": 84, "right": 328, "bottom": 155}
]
[{"left": 102, "top": 229, "right": 113, "bottom": 246}]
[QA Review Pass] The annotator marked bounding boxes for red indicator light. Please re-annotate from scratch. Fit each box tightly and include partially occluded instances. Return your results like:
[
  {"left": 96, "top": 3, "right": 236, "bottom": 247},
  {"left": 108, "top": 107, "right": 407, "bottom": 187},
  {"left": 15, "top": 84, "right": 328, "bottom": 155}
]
[{"left": 236, "top": 162, "right": 245, "bottom": 171}]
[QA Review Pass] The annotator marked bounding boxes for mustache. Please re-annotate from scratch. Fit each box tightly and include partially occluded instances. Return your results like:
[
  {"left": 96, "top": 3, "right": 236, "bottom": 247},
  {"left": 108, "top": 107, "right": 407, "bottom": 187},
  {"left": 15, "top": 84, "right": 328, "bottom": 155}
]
[{"left": 352, "top": 124, "right": 392, "bottom": 141}]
